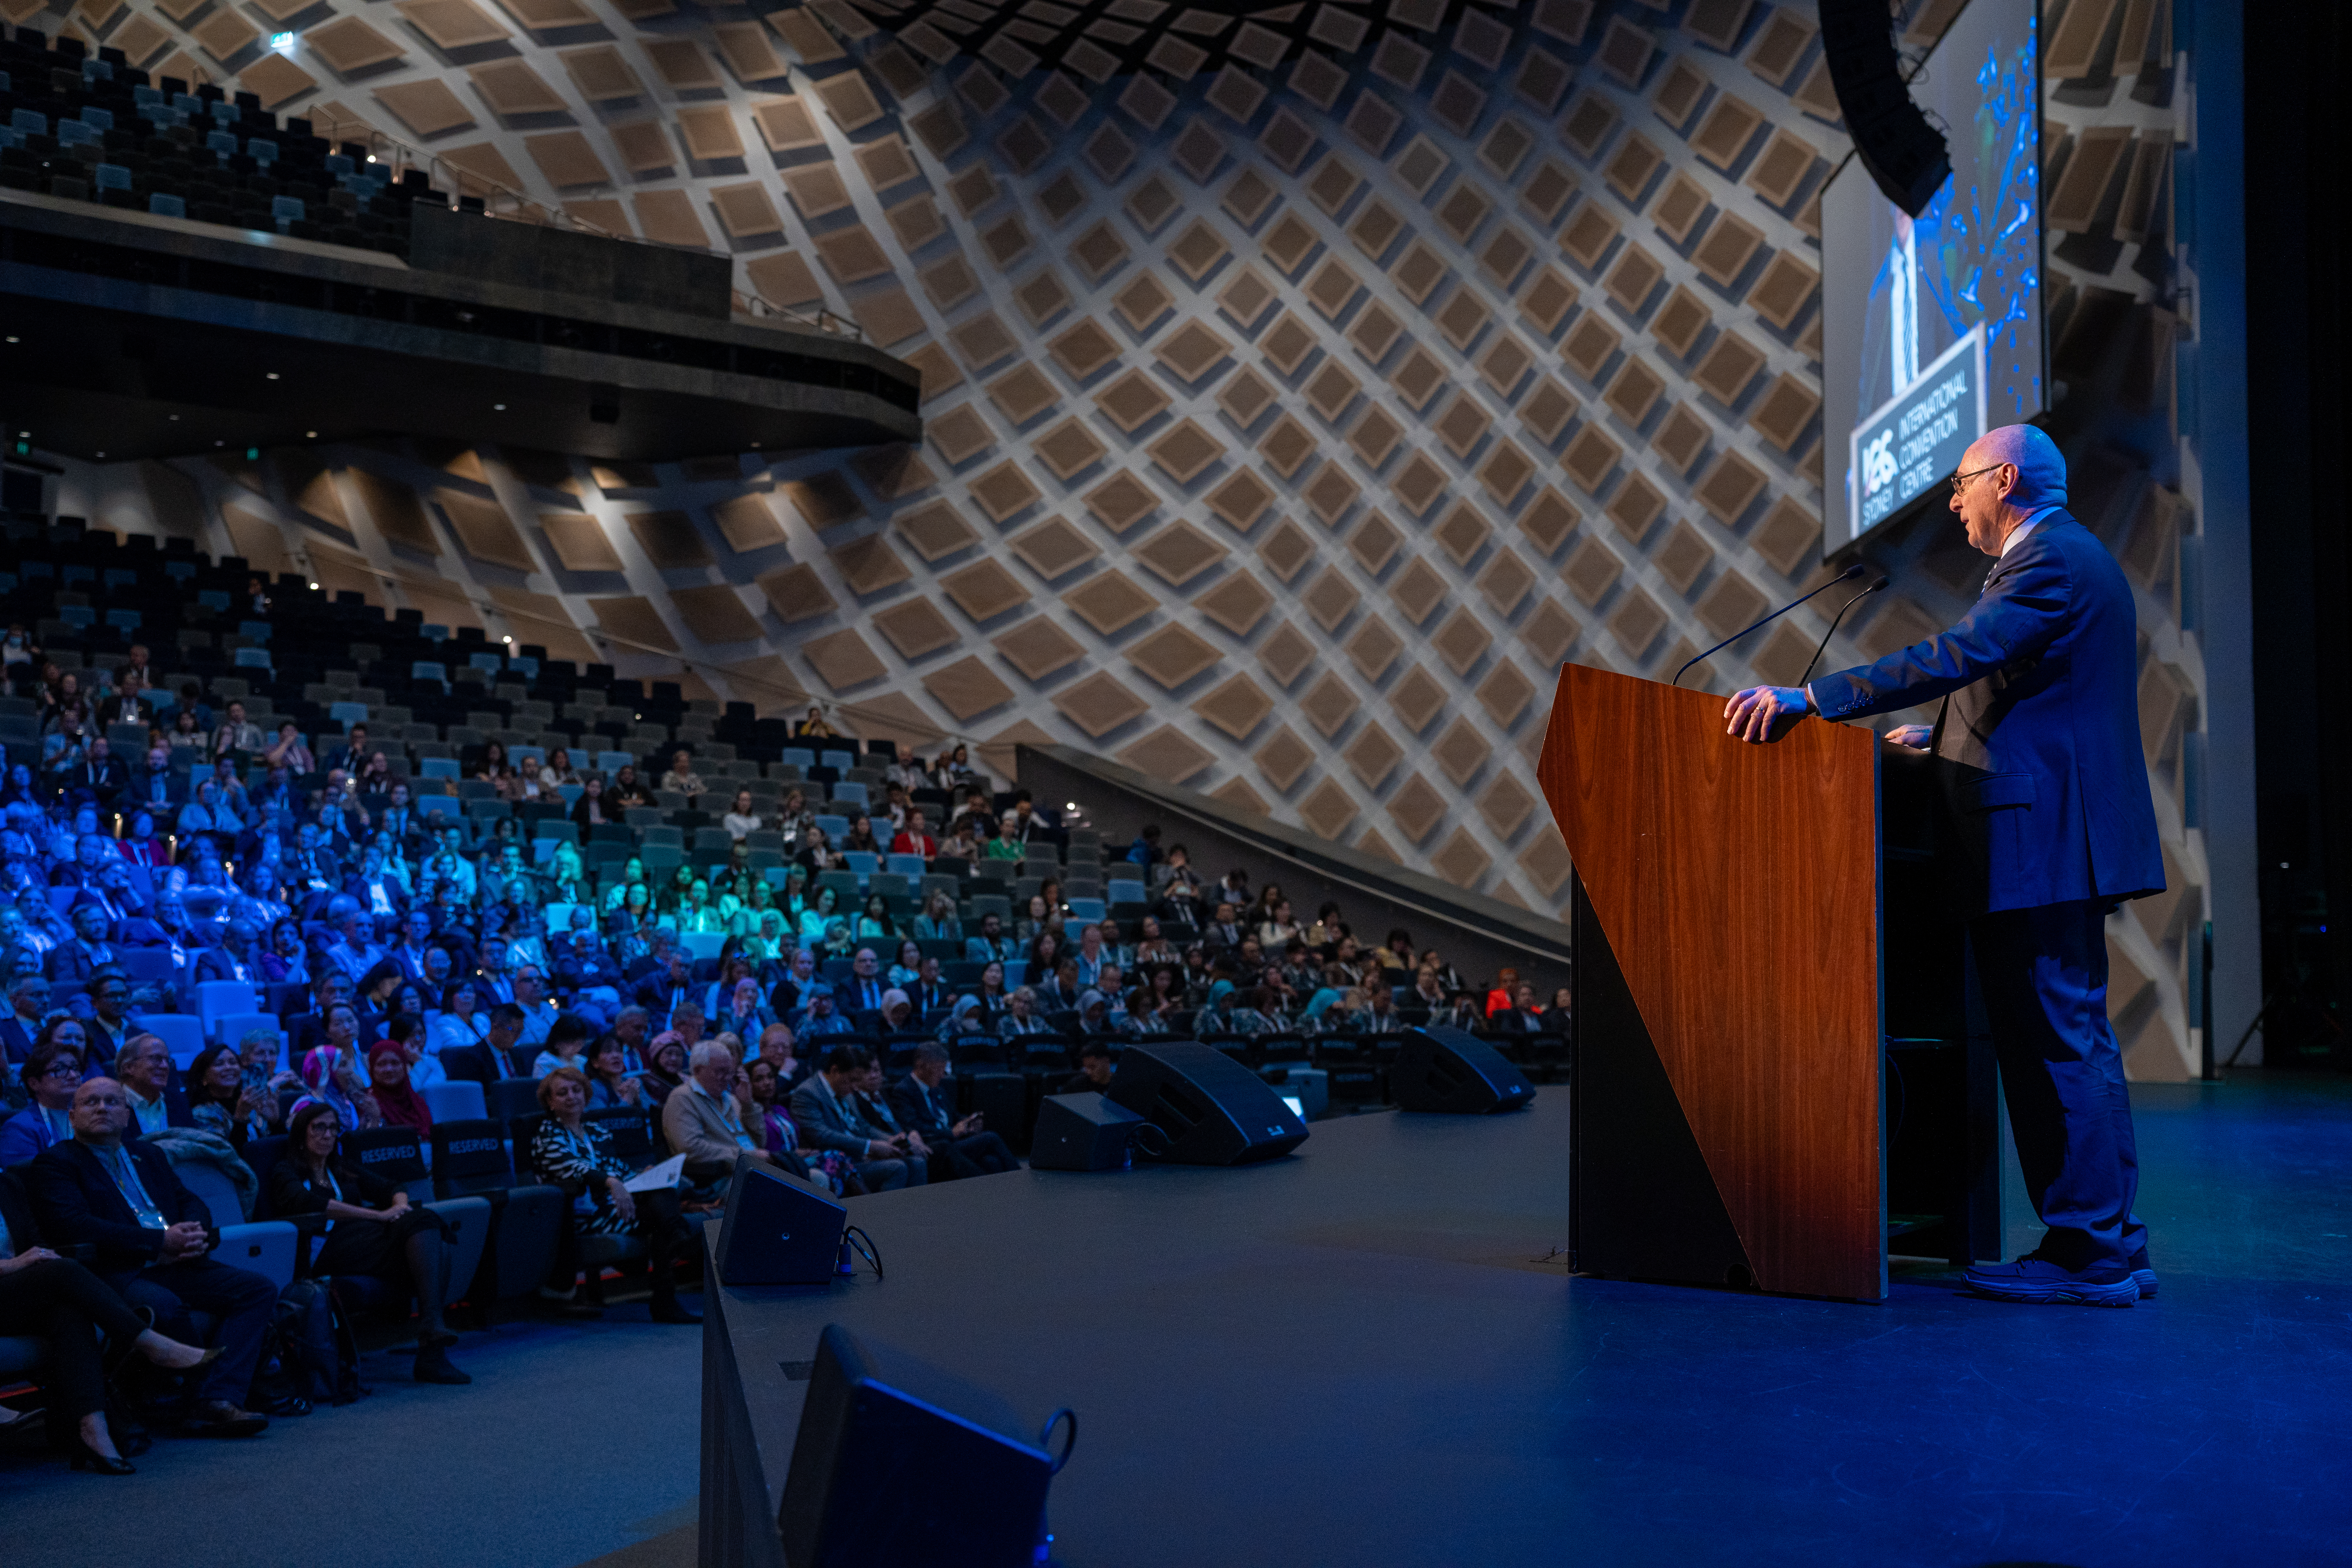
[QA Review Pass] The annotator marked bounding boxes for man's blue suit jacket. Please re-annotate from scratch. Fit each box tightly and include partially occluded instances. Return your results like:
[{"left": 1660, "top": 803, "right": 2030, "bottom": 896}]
[{"left": 1808, "top": 512, "right": 2163, "bottom": 916}]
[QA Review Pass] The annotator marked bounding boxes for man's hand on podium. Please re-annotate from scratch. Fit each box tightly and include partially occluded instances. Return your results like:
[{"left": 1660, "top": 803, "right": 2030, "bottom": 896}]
[
  {"left": 1724, "top": 685, "right": 1811, "bottom": 744},
  {"left": 1883, "top": 725, "right": 1932, "bottom": 750}
]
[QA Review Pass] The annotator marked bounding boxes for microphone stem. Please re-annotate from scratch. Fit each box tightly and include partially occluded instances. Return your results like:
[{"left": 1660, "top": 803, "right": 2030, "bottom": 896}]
[
  {"left": 1671, "top": 565, "right": 1862, "bottom": 688},
  {"left": 1798, "top": 583, "right": 1885, "bottom": 687}
]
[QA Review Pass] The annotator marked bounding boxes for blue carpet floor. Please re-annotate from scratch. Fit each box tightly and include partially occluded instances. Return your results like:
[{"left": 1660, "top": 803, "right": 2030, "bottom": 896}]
[{"left": 4, "top": 1298, "right": 703, "bottom": 1568}]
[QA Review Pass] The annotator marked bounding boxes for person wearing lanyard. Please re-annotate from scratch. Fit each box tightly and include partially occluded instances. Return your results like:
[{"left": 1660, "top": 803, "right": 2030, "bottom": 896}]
[
  {"left": 0, "top": 1041, "right": 83, "bottom": 1165},
  {"left": 28, "top": 1079, "right": 276, "bottom": 1437}
]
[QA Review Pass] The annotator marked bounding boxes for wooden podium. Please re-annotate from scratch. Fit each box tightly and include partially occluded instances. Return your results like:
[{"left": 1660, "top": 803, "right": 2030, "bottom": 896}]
[{"left": 1536, "top": 664, "right": 1999, "bottom": 1302}]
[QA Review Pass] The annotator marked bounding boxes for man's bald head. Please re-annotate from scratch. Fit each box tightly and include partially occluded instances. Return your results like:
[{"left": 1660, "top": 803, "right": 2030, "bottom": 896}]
[{"left": 1965, "top": 424, "right": 2066, "bottom": 509}]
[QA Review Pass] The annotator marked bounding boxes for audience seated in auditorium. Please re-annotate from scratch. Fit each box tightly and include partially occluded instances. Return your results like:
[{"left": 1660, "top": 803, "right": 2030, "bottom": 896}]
[
  {"left": 532, "top": 1068, "right": 700, "bottom": 1325},
  {"left": 789, "top": 1045, "right": 919, "bottom": 1192}
]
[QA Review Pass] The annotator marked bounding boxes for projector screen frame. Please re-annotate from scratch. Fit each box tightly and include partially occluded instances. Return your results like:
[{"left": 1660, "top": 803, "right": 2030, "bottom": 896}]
[{"left": 1817, "top": 0, "right": 2049, "bottom": 565}]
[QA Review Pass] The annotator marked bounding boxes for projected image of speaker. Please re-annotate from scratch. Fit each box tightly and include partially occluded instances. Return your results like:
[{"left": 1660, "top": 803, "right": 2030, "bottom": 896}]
[
  {"left": 715, "top": 1152, "right": 848, "bottom": 1286},
  {"left": 1106, "top": 1042, "right": 1309, "bottom": 1165},
  {"left": 1391, "top": 1027, "right": 1536, "bottom": 1115},
  {"left": 1029, "top": 1091, "right": 1149, "bottom": 1172},
  {"left": 781, "top": 1323, "right": 1069, "bottom": 1568}
]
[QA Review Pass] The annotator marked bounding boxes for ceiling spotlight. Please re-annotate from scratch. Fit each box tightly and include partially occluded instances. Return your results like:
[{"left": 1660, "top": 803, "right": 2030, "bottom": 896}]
[
  {"left": 305, "top": 430, "right": 316, "bottom": 438},
  {"left": 168, "top": 414, "right": 180, "bottom": 421},
  {"left": 501, "top": 635, "right": 512, "bottom": 643},
  {"left": 493, "top": 403, "right": 506, "bottom": 411},
  {"left": 96, "top": 450, "right": 105, "bottom": 458},
  {"left": 265, "top": 372, "right": 281, "bottom": 380},
  {"left": 3, "top": 336, "right": 16, "bottom": 344},
  {"left": 309, "top": 582, "right": 320, "bottom": 590}
]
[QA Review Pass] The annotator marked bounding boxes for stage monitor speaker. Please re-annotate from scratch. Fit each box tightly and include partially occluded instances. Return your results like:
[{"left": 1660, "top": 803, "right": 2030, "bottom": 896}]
[
  {"left": 1391, "top": 1027, "right": 1537, "bottom": 1114},
  {"left": 780, "top": 1323, "right": 1059, "bottom": 1568},
  {"left": 1107, "top": 1042, "right": 1310, "bottom": 1165},
  {"left": 1818, "top": 0, "right": 1951, "bottom": 217},
  {"left": 715, "top": 1153, "right": 847, "bottom": 1286},
  {"left": 1030, "top": 1091, "right": 1148, "bottom": 1171}
]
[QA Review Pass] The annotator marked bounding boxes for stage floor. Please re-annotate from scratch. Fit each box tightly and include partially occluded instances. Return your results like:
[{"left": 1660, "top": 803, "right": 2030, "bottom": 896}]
[{"left": 705, "top": 1076, "right": 2352, "bottom": 1568}]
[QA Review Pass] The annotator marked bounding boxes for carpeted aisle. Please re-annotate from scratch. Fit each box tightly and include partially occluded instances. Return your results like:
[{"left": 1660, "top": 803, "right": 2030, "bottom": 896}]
[{"left": 3, "top": 1300, "right": 705, "bottom": 1568}]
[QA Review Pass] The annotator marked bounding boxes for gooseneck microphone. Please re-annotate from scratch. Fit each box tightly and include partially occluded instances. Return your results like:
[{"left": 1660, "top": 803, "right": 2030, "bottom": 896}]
[
  {"left": 1798, "top": 575, "right": 1892, "bottom": 686},
  {"left": 1671, "top": 563, "right": 1864, "bottom": 688}
]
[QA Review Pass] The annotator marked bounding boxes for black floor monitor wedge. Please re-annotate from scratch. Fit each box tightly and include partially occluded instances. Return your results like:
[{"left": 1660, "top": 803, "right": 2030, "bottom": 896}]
[
  {"left": 1107, "top": 1042, "right": 1310, "bottom": 1165},
  {"left": 780, "top": 1323, "right": 1060, "bottom": 1568},
  {"left": 716, "top": 1153, "right": 848, "bottom": 1286},
  {"left": 1030, "top": 1091, "right": 1148, "bottom": 1172},
  {"left": 1391, "top": 1026, "right": 1537, "bottom": 1114}
]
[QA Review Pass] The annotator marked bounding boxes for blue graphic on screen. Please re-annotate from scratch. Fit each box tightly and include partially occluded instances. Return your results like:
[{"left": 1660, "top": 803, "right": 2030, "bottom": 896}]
[{"left": 1821, "top": 0, "right": 2043, "bottom": 555}]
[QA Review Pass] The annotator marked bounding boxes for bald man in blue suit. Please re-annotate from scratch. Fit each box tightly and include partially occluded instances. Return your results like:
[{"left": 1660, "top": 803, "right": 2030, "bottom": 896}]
[{"left": 1724, "top": 425, "right": 2164, "bottom": 1308}]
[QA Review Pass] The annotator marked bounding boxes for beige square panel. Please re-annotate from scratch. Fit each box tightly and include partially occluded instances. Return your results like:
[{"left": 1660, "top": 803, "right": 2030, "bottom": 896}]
[
  {"left": 1561, "top": 310, "right": 1621, "bottom": 383},
  {"left": 745, "top": 251, "right": 823, "bottom": 309},
  {"left": 396, "top": 0, "right": 509, "bottom": 49},
  {"left": 1299, "top": 669, "right": 1359, "bottom": 738},
  {"left": 948, "top": 162, "right": 1003, "bottom": 218},
  {"left": 1114, "top": 271, "right": 1178, "bottom": 333},
  {"left": 710, "top": 492, "right": 786, "bottom": 553},
  {"left": 1117, "top": 725, "right": 1218, "bottom": 784},
  {"left": 1133, "top": 520, "right": 1231, "bottom": 586},
  {"left": 1653, "top": 519, "right": 1715, "bottom": 593},
  {"left": 1390, "top": 348, "right": 1449, "bottom": 415},
  {"left": 710, "top": 181, "right": 784, "bottom": 239},
  {"left": 627, "top": 508, "right": 713, "bottom": 568},
  {"left": 1031, "top": 419, "right": 1110, "bottom": 483},
  {"left": 827, "top": 534, "right": 912, "bottom": 595},
  {"left": 813, "top": 225, "right": 892, "bottom": 282},
  {"left": 1695, "top": 448, "right": 1769, "bottom": 524},
  {"left": 1127, "top": 623, "right": 1224, "bottom": 689},
  {"left": 1522, "top": 825, "right": 1575, "bottom": 897},
  {"left": 1605, "top": 243, "right": 1666, "bottom": 316},
  {"left": 1651, "top": 170, "right": 1714, "bottom": 249},
  {"left": 1434, "top": 180, "right": 1492, "bottom": 245},
  {"left": 1390, "top": 452, "right": 1449, "bottom": 519},
  {"left": 1431, "top": 715, "right": 1492, "bottom": 784},
  {"left": 1519, "top": 486, "right": 1581, "bottom": 554},
  {"left": 1007, "top": 515, "right": 1100, "bottom": 581},
  {"left": 1302, "top": 565, "right": 1361, "bottom": 633},
  {"left": 1014, "top": 268, "right": 1075, "bottom": 327},
  {"left": 1217, "top": 365, "right": 1280, "bottom": 429},
  {"left": 850, "top": 444, "right": 936, "bottom": 503},
  {"left": 1651, "top": 55, "right": 1709, "bottom": 132},
  {"left": 967, "top": 460, "right": 1043, "bottom": 524},
  {"left": 1695, "top": 568, "right": 1770, "bottom": 642},
  {"left": 992, "top": 616, "right": 1086, "bottom": 681},
  {"left": 1094, "top": 370, "right": 1174, "bottom": 434},
  {"left": 1349, "top": 407, "right": 1405, "bottom": 470},
  {"left": 1560, "top": 199, "right": 1621, "bottom": 271},
  {"left": 1053, "top": 671, "right": 1151, "bottom": 738},
  {"left": 1747, "top": 129, "right": 1818, "bottom": 209},
  {"left": 1148, "top": 420, "right": 1226, "bottom": 486},
  {"left": 1650, "top": 286, "right": 1712, "bottom": 362},
  {"left": 1604, "top": 131, "right": 1666, "bottom": 206},
  {"left": 1192, "top": 671, "right": 1275, "bottom": 740},
  {"left": 1479, "top": 335, "right": 1535, "bottom": 399},
  {"left": 1693, "top": 212, "right": 1766, "bottom": 290},
  {"left": 1749, "top": 620, "right": 1818, "bottom": 687},
  {"left": 1346, "top": 616, "right": 1403, "bottom": 682},
  {"left": 1694, "top": 330, "right": 1768, "bottom": 405},
  {"left": 1084, "top": 471, "right": 1163, "bottom": 534},
  {"left": 1305, "top": 360, "right": 1362, "bottom": 423},
  {"left": 1386, "top": 771, "right": 1448, "bottom": 843},
  {"left": 1434, "top": 288, "right": 1492, "bottom": 353},
  {"left": 374, "top": 79, "right": 474, "bottom": 138},
  {"left": 438, "top": 492, "right": 532, "bottom": 571},
  {"left": 526, "top": 131, "right": 613, "bottom": 190},
  {"left": 855, "top": 136, "right": 920, "bottom": 191},
  {"left": 1253, "top": 415, "right": 1316, "bottom": 485},
  {"left": 670, "top": 582, "right": 764, "bottom": 644},
  {"left": 1609, "top": 585, "right": 1668, "bottom": 659},
  {"left": 757, "top": 562, "right": 836, "bottom": 624},
  {"left": 985, "top": 365, "right": 1062, "bottom": 427},
  {"left": 1434, "top": 393, "right": 1491, "bottom": 459},
  {"left": 1740, "top": 3, "right": 1808, "bottom": 81},
  {"left": 1046, "top": 318, "right": 1122, "bottom": 383},
  {"left": 1478, "top": 548, "right": 1535, "bottom": 615},
  {"left": 642, "top": 37, "right": 722, "bottom": 91},
  {"left": 1429, "top": 827, "right": 1492, "bottom": 889},
  {"left": 918, "top": 254, "right": 979, "bottom": 315},
  {"left": 1157, "top": 321, "right": 1233, "bottom": 384},
  {"left": 1168, "top": 218, "right": 1233, "bottom": 283},
  {"left": 587, "top": 595, "right": 680, "bottom": 651},
  {"left": 1302, "top": 463, "right": 1363, "bottom": 526},
  {"left": 950, "top": 311, "right": 1020, "bottom": 374},
  {"left": 1607, "top": 471, "right": 1667, "bottom": 541},
  {"left": 1605, "top": 356, "right": 1667, "bottom": 427},
  {"left": 815, "top": 68, "right": 884, "bottom": 131},
  {"left": 1221, "top": 165, "right": 1279, "bottom": 226},
  {"left": 1431, "top": 605, "right": 1493, "bottom": 675},
  {"left": 884, "top": 193, "right": 948, "bottom": 253},
  {"left": 1255, "top": 724, "right": 1316, "bottom": 792},
  {"left": 1305, "top": 257, "right": 1363, "bottom": 321},
  {"left": 923, "top": 656, "right": 1018, "bottom": 722},
  {"left": 1482, "top": 441, "right": 1537, "bottom": 506},
  {"left": 1259, "top": 520, "right": 1319, "bottom": 586},
  {"left": 781, "top": 472, "right": 866, "bottom": 529},
  {"left": 1206, "top": 468, "right": 1278, "bottom": 533},
  {"left": 1520, "top": 377, "right": 1578, "bottom": 447},
  {"left": 1064, "top": 570, "right": 1159, "bottom": 636},
  {"left": 924, "top": 405, "right": 994, "bottom": 468},
  {"left": 713, "top": 18, "right": 786, "bottom": 81},
  {"left": 1691, "top": 92, "right": 1766, "bottom": 172},
  {"left": 1260, "top": 211, "right": 1321, "bottom": 277},
  {"left": 309, "top": 16, "right": 406, "bottom": 75},
  {"left": 539, "top": 511, "right": 623, "bottom": 571},
  {"left": 1389, "top": 240, "right": 1449, "bottom": 308},
  {"left": 1563, "top": 535, "right": 1622, "bottom": 606},
  {"left": 1387, "top": 556, "right": 1448, "bottom": 627},
  {"left": 1258, "top": 619, "right": 1318, "bottom": 686},
  {"left": 1345, "top": 721, "right": 1404, "bottom": 788},
  {"left": 1750, "top": 251, "right": 1822, "bottom": 332},
  {"left": 751, "top": 94, "right": 823, "bottom": 150},
  {"left": 1193, "top": 571, "right": 1276, "bottom": 637},
  {"left": 1479, "top": 770, "right": 1538, "bottom": 837},
  {"left": 608, "top": 121, "right": 675, "bottom": 176},
  {"left": 1348, "top": 302, "right": 1405, "bottom": 365},
  {"left": 1433, "top": 499, "right": 1492, "bottom": 565},
  {"left": 1650, "top": 402, "right": 1714, "bottom": 478},
  {"left": 1748, "top": 374, "right": 1821, "bottom": 452},
  {"left": 1070, "top": 219, "right": 1133, "bottom": 283},
  {"left": 1389, "top": 664, "right": 1448, "bottom": 733},
  {"left": 1517, "top": 596, "right": 1578, "bottom": 670},
  {"left": 469, "top": 58, "right": 565, "bottom": 117},
  {"left": 1349, "top": 197, "right": 1406, "bottom": 261},
  {"left": 1260, "top": 313, "right": 1320, "bottom": 377}
]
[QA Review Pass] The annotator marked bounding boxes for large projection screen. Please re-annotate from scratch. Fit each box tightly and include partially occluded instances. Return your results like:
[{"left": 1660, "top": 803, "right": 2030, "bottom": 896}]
[{"left": 1820, "top": 0, "right": 2044, "bottom": 558}]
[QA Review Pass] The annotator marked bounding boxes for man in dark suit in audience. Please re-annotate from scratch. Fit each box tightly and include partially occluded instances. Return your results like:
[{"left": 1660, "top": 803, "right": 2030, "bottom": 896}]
[
  {"left": 0, "top": 972, "right": 48, "bottom": 1068},
  {"left": 840, "top": 948, "right": 889, "bottom": 1015},
  {"left": 788, "top": 1044, "right": 916, "bottom": 1191},
  {"left": 887, "top": 1045, "right": 1016, "bottom": 1179},
  {"left": 60, "top": 737, "right": 131, "bottom": 812},
  {"left": 45, "top": 898, "right": 120, "bottom": 987},
  {"left": 31, "top": 1077, "right": 274, "bottom": 1436},
  {"left": 79, "top": 971, "right": 133, "bottom": 1075},
  {"left": 1726, "top": 425, "right": 2163, "bottom": 1308}
]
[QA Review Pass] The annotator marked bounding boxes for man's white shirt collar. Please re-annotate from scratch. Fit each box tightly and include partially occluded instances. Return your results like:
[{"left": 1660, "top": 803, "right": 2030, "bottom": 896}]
[{"left": 1999, "top": 504, "right": 2064, "bottom": 557}]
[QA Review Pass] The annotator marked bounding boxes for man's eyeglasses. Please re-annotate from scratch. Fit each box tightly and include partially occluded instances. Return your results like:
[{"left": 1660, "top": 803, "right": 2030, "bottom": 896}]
[{"left": 1949, "top": 463, "right": 2007, "bottom": 495}]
